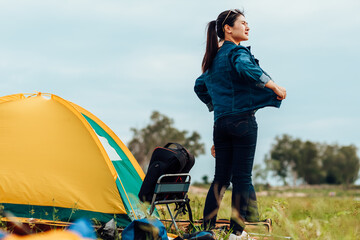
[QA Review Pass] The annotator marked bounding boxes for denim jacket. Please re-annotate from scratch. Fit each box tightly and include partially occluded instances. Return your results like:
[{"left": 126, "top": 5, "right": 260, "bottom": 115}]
[{"left": 194, "top": 41, "right": 281, "bottom": 122}]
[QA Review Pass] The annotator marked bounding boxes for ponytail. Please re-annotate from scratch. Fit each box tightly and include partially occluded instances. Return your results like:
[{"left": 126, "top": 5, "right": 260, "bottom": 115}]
[
  {"left": 201, "top": 9, "right": 244, "bottom": 72},
  {"left": 202, "top": 20, "right": 218, "bottom": 73}
]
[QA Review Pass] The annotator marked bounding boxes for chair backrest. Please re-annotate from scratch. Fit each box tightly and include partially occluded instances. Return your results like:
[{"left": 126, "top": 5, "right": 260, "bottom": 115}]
[
  {"left": 149, "top": 173, "right": 191, "bottom": 214},
  {"left": 154, "top": 173, "right": 191, "bottom": 195}
]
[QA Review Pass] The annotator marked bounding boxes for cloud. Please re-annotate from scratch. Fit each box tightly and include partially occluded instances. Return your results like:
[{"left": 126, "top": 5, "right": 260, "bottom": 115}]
[{"left": 278, "top": 116, "right": 360, "bottom": 146}]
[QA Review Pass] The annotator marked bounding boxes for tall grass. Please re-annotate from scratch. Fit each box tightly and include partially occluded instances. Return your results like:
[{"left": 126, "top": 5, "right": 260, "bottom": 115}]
[
  {"left": 185, "top": 185, "right": 360, "bottom": 240},
  {"left": 1, "top": 186, "right": 359, "bottom": 239}
]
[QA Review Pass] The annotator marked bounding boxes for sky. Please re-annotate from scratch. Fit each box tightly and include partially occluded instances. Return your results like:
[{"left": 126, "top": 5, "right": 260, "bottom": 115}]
[{"left": 1, "top": 0, "right": 360, "bottom": 184}]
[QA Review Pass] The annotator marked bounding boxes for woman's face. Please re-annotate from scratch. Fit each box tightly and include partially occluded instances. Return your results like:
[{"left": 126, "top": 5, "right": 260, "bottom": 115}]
[{"left": 226, "top": 14, "right": 250, "bottom": 43}]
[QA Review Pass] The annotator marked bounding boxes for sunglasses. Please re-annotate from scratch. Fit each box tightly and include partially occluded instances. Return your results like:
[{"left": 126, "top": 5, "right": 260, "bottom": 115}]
[{"left": 222, "top": 9, "right": 242, "bottom": 28}]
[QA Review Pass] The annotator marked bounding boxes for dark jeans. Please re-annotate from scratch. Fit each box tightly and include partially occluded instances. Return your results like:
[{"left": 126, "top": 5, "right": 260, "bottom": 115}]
[{"left": 203, "top": 112, "right": 259, "bottom": 233}]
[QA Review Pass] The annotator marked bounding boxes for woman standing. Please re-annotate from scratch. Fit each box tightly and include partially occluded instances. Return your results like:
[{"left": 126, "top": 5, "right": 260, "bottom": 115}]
[{"left": 194, "top": 9, "right": 286, "bottom": 238}]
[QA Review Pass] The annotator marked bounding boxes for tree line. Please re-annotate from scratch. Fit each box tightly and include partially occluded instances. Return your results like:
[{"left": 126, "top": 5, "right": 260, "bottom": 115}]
[
  {"left": 128, "top": 111, "right": 205, "bottom": 171},
  {"left": 265, "top": 134, "right": 360, "bottom": 186},
  {"left": 127, "top": 111, "right": 359, "bottom": 187}
]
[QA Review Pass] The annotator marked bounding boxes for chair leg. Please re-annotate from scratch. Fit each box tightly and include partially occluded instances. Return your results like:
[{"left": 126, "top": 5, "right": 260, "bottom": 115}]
[
  {"left": 166, "top": 204, "right": 179, "bottom": 232},
  {"left": 185, "top": 197, "right": 194, "bottom": 224},
  {"left": 149, "top": 205, "right": 155, "bottom": 215}
]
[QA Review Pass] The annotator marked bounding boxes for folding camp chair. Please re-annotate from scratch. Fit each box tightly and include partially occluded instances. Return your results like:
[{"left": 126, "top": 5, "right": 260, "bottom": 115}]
[{"left": 149, "top": 173, "right": 193, "bottom": 232}]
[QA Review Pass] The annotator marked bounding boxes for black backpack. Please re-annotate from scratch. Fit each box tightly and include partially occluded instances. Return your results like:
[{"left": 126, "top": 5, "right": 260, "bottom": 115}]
[{"left": 138, "top": 143, "right": 195, "bottom": 203}]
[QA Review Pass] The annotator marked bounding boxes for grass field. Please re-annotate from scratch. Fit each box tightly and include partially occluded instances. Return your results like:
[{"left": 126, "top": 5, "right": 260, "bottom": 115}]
[
  {"left": 176, "top": 184, "right": 360, "bottom": 240},
  {"left": 1, "top": 185, "right": 359, "bottom": 239}
]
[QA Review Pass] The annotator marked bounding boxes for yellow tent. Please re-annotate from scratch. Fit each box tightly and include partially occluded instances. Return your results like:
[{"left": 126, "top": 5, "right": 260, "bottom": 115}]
[{"left": 0, "top": 92, "right": 145, "bottom": 227}]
